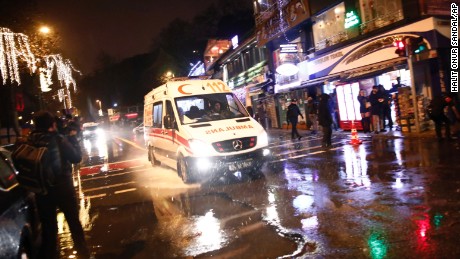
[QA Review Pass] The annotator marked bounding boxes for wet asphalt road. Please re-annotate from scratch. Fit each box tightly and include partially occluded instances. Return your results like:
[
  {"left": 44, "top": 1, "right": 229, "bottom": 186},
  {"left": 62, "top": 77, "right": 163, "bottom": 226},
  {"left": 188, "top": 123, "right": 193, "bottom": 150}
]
[{"left": 59, "top": 128, "right": 460, "bottom": 258}]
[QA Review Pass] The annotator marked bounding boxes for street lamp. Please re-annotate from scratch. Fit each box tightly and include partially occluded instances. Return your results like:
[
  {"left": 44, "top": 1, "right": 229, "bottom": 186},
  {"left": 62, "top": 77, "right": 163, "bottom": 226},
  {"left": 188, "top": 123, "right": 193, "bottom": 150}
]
[
  {"left": 39, "top": 26, "right": 51, "bottom": 34},
  {"left": 96, "top": 100, "right": 102, "bottom": 116}
]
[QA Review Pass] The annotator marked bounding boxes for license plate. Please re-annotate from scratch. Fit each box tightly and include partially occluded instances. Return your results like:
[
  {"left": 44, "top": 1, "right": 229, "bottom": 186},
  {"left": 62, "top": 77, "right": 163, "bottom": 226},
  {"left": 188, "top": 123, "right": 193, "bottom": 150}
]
[{"left": 228, "top": 159, "right": 253, "bottom": 171}]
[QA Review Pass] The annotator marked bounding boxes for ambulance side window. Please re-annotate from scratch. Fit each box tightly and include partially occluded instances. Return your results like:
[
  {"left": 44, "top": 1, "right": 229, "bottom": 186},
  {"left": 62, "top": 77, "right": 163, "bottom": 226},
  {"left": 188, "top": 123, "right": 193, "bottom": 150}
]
[
  {"left": 152, "top": 102, "right": 163, "bottom": 128},
  {"left": 165, "top": 100, "right": 178, "bottom": 130}
]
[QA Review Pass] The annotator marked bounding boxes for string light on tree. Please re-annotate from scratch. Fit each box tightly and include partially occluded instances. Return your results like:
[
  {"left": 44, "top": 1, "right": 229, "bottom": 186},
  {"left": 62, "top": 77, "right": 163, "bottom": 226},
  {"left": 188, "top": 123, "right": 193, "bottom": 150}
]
[
  {"left": 0, "top": 27, "right": 37, "bottom": 85},
  {"left": 43, "top": 54, "right": 81, "bottom": 108}
]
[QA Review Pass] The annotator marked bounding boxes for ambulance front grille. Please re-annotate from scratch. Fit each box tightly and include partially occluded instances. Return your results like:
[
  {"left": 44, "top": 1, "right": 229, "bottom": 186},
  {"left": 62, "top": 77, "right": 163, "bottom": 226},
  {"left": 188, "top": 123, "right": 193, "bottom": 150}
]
[{"left": 212, "top": 137, "right": 257, "bottom": 153}]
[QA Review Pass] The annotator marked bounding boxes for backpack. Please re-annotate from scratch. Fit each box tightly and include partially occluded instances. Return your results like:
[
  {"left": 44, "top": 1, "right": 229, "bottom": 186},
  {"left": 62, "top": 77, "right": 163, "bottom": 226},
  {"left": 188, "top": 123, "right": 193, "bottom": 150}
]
[{"left": 11, "top": 139, "right": 56, "bottom": 195}]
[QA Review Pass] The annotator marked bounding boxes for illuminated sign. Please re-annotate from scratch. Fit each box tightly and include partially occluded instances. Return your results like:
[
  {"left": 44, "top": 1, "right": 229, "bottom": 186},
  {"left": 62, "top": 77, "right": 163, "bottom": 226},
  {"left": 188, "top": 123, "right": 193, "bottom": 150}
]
[
  {"left": 232, "top": 35, "right": 239, "bottom": 49},
  {"left": 280, "top": 44, "right": 298, "bottom": 53},
  {"left": 344, "top": 11, "right": 360, "bottom": 29}
]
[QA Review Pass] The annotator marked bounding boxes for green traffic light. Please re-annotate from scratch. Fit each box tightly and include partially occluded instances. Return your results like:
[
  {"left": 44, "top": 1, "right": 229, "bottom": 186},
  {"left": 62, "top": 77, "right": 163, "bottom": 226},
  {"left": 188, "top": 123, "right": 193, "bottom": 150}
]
[{"left": 414, "top": 43, "right": 427, "bottom": 54}]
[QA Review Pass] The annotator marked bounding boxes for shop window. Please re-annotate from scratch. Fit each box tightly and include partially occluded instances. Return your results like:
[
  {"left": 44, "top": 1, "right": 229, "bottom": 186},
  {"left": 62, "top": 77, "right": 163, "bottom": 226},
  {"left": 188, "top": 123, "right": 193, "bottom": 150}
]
[
  {"left": 312, "top": 2, "right": 348, "bottom": 51},
  {"left": 359, "top": 0, "right": 403, "bottom": 34}
]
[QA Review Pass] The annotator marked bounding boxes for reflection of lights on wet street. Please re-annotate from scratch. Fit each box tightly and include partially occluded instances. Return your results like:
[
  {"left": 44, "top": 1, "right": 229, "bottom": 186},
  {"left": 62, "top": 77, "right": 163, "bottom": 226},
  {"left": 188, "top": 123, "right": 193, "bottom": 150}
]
[
  {"left": 394, "top": 139, "right": 403, "bottom": 166},
  {"left": 415, "top": 213, "right": 432, "bottom": 252},
  {"left": 301, "top": 216, "right": 318, "bottom": 229},
  {"left": 185, "top": 210, "right": 227, "bottom": 256},
  {"left": 343, "top": 145, "right": 371, "bottom": 187},
  {"left": 293, "top": 194, "right": 314, "bottom": 214},
  {"left": 265, "top": 188, "right": 281, "bottom": 225},
  {"left": 367, "top": 231, "right": 388, "bottom": 259},
  {"left": 392, "top": 177, "right": 404, "bottom": 189}
]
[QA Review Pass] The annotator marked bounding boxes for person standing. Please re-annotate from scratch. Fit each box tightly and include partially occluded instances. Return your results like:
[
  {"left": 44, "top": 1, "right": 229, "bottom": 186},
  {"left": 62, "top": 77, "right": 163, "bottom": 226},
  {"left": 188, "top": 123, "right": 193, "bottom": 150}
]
[
  {"left": 369, "top": 85, "right": 385, "bottom": 133},
  {"left": 318, "top": 94, "right": 333, "bottom": 148},
  {"left": 306, "top": 96, "right": 318, "bottom": 134},
  {"left": 379, "top": 85, "right": 393, "bottom": 130},
  {"left": 357, "top": 90, "right": 371, "bottom": 133},
  {"left": 329, "top": 92, "right": 340, "bottom": 131},
  {"left": 287, "top": 99, "right": 304, "bottom": 140},
  {"left": 429, "top": 94, "right": 460, "bottom": 141},
  {"left": 256, "top": 101, "right": 268, "bottom": 129},
  {"left": 28, "top": 111, "right": 90, "bottom": 259}
]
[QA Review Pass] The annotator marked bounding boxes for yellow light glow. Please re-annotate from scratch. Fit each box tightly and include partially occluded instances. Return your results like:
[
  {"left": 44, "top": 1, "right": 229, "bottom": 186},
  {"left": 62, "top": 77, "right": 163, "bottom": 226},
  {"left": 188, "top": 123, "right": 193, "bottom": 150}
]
[{"left": 39, "top": 26, "right": 51, "bottom": 34}]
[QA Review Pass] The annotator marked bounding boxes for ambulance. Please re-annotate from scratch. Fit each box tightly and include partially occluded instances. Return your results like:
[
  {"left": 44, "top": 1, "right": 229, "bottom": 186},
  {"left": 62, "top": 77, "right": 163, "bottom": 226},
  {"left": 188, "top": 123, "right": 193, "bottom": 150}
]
[{"left": 143, "top": 77, "right": 270, "bottom": 183}]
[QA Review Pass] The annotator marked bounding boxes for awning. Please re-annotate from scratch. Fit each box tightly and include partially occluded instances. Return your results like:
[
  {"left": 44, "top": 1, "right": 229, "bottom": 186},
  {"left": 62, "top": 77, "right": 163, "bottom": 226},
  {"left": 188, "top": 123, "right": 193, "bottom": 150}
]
[
  {"left": 299, "top": 57, "right": 407, "bottom": 87},
  {"left": 341, "top": 57, "right": 407, "bottom": 81}
]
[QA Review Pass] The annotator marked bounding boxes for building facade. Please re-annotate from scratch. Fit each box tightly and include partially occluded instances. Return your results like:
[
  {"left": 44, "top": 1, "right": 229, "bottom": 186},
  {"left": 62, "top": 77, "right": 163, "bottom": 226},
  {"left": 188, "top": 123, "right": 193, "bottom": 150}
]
[{"left": 253, "top": 0, "right": 453, "bottom": 132}]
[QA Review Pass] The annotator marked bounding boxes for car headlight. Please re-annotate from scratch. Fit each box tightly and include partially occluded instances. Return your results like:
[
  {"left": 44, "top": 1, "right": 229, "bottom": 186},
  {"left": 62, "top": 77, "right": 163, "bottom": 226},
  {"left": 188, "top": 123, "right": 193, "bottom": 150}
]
[
  {"left": 189, "top": 139, "right": 215, "bottom": 156},
  {"left": 258, "top": 131, "right": 268, "bottom": 147},
  {"left": 96, "top": 128, "right": 104, "bottom": 135}
]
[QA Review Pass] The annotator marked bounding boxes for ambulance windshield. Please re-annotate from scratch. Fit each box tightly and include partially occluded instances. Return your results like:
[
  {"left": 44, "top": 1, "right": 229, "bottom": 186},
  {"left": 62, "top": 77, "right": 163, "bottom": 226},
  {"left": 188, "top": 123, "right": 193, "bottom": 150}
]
[{"left": 175, "top": 93, "right": 249, "bottom": 124}]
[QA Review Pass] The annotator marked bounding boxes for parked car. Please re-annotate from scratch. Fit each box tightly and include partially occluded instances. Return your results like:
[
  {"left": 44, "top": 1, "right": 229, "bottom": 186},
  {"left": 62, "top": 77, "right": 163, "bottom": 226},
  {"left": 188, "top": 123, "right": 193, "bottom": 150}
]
[
  {"left": 0, "top": 146, "right": 42, "bottom": 259},
  {"left": 132, "top": 123, "right": 144, "bottom": 134}
]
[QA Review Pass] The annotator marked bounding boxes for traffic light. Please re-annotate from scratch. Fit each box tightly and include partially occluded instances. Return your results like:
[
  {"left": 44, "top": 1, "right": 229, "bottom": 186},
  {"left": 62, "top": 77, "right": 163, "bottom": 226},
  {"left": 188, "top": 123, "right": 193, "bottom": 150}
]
[
  {"left": 394, "top": 40, "right": 406, "bottom": 57},
  {"left": 411, "top": 36, "right": 427, "bottom": 54}
]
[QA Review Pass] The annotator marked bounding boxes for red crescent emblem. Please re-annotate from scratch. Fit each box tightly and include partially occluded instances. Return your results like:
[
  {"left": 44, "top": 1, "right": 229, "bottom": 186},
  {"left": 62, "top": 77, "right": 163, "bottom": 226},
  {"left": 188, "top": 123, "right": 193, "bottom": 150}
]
[{"left": 178, "top": 84, "right": 192, "bottom": 95}]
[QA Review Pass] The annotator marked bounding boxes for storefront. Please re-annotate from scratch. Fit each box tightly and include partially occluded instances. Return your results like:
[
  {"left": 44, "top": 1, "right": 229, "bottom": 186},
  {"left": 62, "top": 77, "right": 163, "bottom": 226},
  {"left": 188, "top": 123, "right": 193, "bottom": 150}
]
[{"left": 303, "top": 17, "right": 450, "bottom": 131}]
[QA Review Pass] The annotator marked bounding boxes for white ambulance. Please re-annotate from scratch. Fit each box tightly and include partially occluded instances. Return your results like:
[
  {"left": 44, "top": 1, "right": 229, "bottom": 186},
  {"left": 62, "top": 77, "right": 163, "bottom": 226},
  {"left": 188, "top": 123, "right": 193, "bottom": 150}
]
[{"left": 143, "top": 77, "right": 270, "bottom": 183}]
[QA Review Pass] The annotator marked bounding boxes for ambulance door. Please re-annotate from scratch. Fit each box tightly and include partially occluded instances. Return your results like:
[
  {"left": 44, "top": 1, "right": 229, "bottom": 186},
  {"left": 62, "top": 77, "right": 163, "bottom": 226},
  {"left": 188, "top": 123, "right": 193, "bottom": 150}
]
[
  {"left": 150, "top": 101, "right": 164, "bottom": 163},
  {"left": 157, "top": 100, "right": 179, "bottom": 169}
]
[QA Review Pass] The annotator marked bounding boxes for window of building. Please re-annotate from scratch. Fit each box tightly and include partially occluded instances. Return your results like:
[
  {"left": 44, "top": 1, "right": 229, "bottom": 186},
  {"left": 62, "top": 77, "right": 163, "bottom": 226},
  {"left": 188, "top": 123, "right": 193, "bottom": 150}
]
[
  {"left": 359, "top": 0, "right": 403, "bottom": 34},
  {"left": 312, "top": 2, "right": 347, "bottom": 51}
]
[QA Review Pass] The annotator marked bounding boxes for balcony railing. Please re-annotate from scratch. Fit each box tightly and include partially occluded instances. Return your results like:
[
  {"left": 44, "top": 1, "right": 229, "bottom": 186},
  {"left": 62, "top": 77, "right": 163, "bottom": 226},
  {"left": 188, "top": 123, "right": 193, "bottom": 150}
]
[{"left": 359, "top": 10, "right": 404, "bottom": 34}]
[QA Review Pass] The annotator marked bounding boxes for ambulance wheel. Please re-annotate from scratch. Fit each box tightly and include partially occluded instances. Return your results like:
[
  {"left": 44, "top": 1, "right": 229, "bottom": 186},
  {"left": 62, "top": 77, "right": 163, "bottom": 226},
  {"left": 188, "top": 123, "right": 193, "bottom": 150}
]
[
  {"left": 149, "top": 146, "right": 160, "bottom": 166},
  {"left": 178, "top": 156, "right": 194, "bottom": 183}
]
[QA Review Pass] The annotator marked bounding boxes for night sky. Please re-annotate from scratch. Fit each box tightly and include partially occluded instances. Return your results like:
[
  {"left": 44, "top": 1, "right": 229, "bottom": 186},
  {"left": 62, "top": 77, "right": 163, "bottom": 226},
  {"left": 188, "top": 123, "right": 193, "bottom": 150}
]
[{"left": 39, "top": 0, "right": 217, "bottom": 74}]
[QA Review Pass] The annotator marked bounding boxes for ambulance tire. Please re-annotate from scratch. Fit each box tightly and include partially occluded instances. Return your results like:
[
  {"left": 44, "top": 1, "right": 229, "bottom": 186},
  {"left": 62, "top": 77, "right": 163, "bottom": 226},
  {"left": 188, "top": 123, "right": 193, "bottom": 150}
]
[
  {"left": 149, "top": 146, "right": 160, "bottom": 166},
  {"left": 178, "top": 156, "right": 195, "bottom": 183}
]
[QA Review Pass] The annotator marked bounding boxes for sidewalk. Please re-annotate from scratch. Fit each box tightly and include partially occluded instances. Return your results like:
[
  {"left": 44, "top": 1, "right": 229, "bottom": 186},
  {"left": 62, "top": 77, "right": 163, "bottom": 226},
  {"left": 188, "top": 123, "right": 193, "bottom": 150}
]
[{"left": 265, "top": 127, "right": 438, "bottom": 140}]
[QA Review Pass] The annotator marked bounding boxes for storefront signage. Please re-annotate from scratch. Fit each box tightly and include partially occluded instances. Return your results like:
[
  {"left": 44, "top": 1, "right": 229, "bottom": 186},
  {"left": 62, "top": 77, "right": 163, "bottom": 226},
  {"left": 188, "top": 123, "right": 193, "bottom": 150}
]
[
  {"left": 312, "top": 51, "right": 344, "bottom": 65},
  {"left": 280, "top": 44, "right": 298, "bottom": 53},
  {"left": 344, "top": 11, "right": 360, "bottom": 29}
]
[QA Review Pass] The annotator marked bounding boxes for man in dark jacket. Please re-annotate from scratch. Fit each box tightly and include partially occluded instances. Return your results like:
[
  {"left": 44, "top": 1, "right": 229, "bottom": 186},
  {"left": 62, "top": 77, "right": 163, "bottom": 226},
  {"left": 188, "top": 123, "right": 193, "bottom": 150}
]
[
  {"left": 429, "top": 95, "right": 460, "bottom": 141},
  {"left": 287, "top": 99, "right": 304, "bottom": 140},
  {"left": 368, "top": 85, "right": 385, "bottom": 133},
  {"left": 318, "top": 94, "right": 333, "bottom": 148},
  {"left": 29, "top": 111, "right": 89, "bottom": 259}
]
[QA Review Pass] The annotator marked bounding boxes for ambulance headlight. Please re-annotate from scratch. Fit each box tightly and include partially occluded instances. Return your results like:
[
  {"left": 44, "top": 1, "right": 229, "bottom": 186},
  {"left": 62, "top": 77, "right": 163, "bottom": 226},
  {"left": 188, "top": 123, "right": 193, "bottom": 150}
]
[
  {"left": 196, "top": 158, "right": 212, "bottom": 170},
  {"left": 258, "top": 131, "right": 268, "bottom": 147},
  {"left": 189, "top": 139, "right": 215, "bottom": 156}
]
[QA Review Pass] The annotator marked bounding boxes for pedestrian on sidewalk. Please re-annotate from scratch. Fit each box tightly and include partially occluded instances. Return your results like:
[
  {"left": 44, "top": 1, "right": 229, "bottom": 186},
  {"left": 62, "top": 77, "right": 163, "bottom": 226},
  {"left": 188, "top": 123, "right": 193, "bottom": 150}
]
[
  {"left": 369, "top": 85, "right": 385, "bottom": 133},
  {"left": 357, "top": 89, "right": 371, "bottom": 133},
  {"left": 28, "top": 111, "right": 90, "bottom": 259},
  {"left": 429, "top": 94, "right": 460, "bottom": 141},
  {"left": 318, "top": 93, "right": 333, "bottom": 148},
  {"left": 287, "top": 99, "right": 304, "bottom": 140},
  {"left": 306, "top": 96, "right": 318, "bottom": 134}
]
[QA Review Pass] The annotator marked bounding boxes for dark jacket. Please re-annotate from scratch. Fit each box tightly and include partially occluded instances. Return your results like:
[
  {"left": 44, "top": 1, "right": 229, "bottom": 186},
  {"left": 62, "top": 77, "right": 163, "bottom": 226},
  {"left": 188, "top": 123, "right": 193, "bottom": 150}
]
[
  {"left": 287, "top": 103, "right": 302, "bottom": 123},
  {"left": 318, "top": 94, "right": 333, "bottom": 127},
  {"left": 368, "top": 91, "right": 384, "bottom": 115},
  {"left": 27, "top": 130, "right": 82, "bottom": 181},
  {"left": 357, "top": 95, "right": 370, "bottom": 113}
]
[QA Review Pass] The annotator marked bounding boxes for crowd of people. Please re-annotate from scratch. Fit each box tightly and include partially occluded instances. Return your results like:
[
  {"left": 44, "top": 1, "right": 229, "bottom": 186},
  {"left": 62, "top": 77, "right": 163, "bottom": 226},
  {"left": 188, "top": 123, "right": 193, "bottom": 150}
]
[{"left": 358, "top": 84, "right": 393, "bottom": 134}]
